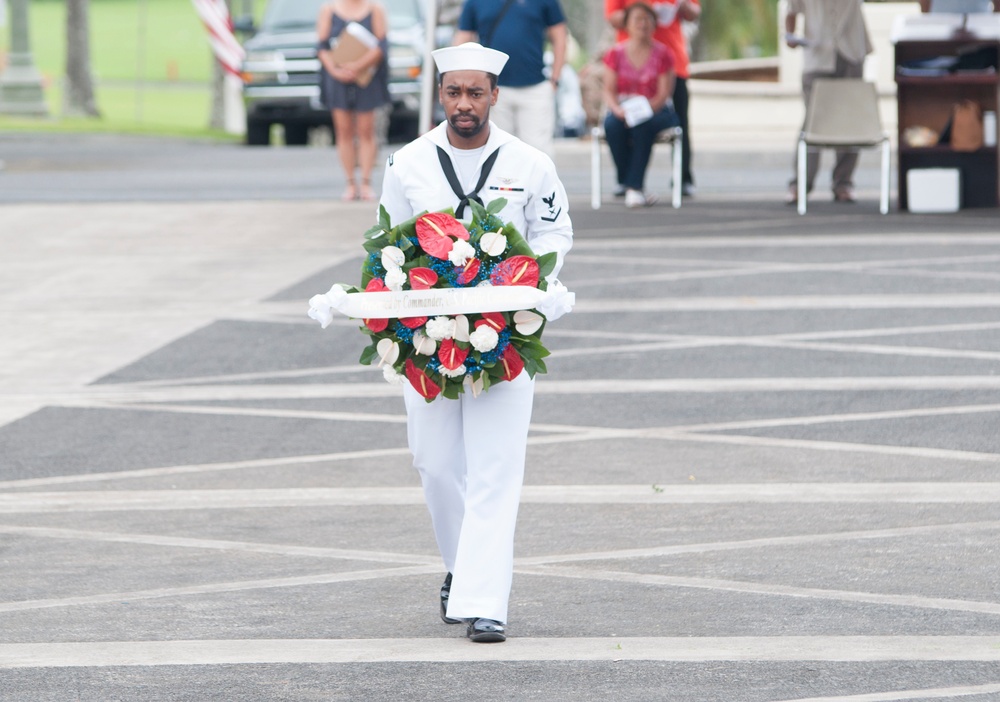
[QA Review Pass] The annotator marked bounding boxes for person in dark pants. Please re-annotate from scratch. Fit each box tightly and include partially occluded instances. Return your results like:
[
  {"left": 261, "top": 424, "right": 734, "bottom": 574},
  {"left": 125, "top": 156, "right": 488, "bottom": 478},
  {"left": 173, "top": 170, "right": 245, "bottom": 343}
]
[
  {"left": 601, "top": 2, "right": 680, "bottom": 208},
  {"left": 606, "top": 0, "right": 700, "bottom": 196},
  {"left": 671, "top": 73, "right": 692, "bottom": 192}
]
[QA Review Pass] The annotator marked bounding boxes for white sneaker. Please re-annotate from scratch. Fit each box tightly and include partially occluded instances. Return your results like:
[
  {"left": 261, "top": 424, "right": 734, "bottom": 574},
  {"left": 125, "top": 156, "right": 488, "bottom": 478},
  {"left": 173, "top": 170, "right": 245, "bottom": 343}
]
[{"left": 624, "top": 189, "right": 647, "bottom": 208}]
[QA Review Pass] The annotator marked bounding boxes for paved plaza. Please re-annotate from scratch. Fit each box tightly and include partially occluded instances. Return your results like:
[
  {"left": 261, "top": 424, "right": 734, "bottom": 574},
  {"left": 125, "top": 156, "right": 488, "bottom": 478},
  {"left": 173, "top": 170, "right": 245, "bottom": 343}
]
[{"left": 0, "top": 131, "right": 999, "bottom": 700}]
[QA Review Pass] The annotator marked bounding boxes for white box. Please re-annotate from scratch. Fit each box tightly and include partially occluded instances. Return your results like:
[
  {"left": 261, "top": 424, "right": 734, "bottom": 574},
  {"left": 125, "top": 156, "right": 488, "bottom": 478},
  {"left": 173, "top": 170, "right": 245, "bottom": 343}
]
[{"left": 907, "top": 168, "right": 961, "bottom": 213}]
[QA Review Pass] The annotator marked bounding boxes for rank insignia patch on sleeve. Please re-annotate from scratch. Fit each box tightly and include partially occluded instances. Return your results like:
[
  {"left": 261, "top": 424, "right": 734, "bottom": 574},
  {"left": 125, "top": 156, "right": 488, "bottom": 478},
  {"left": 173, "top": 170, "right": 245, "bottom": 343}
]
[{"left": 540, "top": 191, "right": 561, "bottom": 222}]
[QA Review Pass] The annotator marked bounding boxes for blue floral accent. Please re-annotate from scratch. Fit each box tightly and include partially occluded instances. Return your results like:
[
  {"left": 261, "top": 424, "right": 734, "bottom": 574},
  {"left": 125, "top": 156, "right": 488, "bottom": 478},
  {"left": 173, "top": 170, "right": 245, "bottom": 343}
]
[
  {"left": 393, "top": 322, "right": 415, "bottom": 344},
  {"left": 366, "top": 251, "right": 386, "bottom": 280}
]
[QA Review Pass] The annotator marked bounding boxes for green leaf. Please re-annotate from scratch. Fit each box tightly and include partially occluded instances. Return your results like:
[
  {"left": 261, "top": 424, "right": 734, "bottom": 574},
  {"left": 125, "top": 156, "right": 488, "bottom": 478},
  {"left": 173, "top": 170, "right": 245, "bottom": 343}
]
[
  {"left": 442, "top": 378, "right": 461, "bottom": 400},
  {"left": 379, "top": 205, "right": 392, "bottom": 231},
  {"left": 359, "top": 345, "right": 378, "bottom": 366},
  {"left": 469, "top": 199, "right": 488, "bottom": 223},
  {"left": 364, "top": 223, "right": 386, "bottom": 241},
  {"left": 486, "top": 197, "right": 507, "bottom": 214},
  {"left": 536, "top": 251, "right": 557, "bottom": 279},
  {"left": 503, "top": 223, "right": 536, "bottom": 258},
  {"left": 524, "top": 356, "right": 548, "bottom": 376}
]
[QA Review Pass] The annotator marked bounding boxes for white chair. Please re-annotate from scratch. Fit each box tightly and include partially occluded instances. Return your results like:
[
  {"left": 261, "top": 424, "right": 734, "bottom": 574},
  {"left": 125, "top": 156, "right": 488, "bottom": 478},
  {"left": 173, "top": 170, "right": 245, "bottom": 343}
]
[
  {"left": 590, "top": 125, "right": 684, "bottom": 210},
  {"left": 797, "top": 78, "right": 891, "bottom": 215}
]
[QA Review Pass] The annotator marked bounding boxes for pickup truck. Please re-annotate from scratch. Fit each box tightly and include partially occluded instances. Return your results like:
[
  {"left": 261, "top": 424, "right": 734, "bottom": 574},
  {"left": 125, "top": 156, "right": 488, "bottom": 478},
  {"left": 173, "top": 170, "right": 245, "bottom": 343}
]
[{"left": 238, "top": 0, "right": 429, "bottom": 145}]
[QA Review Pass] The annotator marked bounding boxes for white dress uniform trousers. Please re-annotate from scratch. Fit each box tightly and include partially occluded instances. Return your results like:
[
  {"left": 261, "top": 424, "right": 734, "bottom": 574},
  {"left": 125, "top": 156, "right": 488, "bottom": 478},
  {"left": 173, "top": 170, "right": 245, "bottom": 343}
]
[
  {"left": 380, "top": 121, "right": 573, "bottom": 622},
  {"left": 404, "top": 373, "right": 534, "bottom": 622}
]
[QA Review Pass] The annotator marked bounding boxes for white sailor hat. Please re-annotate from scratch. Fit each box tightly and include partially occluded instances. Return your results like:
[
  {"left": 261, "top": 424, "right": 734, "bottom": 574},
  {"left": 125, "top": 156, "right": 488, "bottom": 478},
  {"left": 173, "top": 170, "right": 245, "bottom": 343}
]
[{"left": 432, "top": 42, "right": 509, "bottom": 77}]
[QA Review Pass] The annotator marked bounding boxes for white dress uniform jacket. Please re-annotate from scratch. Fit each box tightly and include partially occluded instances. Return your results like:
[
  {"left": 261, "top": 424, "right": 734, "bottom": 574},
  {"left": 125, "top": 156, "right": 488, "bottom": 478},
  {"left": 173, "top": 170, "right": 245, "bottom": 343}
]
[
  {"left": 380, "top": 121, "right": 573, "bottom": 278},
  {"left": 379, "top": 121, "right": 573, "bottom": 625}
]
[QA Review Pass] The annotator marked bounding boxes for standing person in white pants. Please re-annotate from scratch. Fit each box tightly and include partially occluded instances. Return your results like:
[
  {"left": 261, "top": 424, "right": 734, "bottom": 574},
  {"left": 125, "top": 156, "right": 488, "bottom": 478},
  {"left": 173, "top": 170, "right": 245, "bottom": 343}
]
[
  {"left": 378, "top": 42, "right": 574, "bottom": 643},
  {"left": 453, "top": 0, "right": 568, "bottom": 158}
]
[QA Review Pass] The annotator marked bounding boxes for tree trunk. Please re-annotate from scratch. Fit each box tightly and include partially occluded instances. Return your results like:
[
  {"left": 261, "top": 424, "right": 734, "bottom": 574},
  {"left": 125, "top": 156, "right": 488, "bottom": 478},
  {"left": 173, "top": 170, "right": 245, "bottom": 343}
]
[{"left": 64, "top": 0, "right": 100, "bottom": 117}]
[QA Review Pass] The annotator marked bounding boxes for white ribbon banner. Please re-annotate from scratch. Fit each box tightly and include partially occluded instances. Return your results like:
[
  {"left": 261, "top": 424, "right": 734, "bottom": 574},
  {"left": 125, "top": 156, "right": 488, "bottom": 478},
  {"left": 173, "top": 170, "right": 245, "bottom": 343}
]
[{"left": 308, "top": 283, "right": 575, "bottom": 328}]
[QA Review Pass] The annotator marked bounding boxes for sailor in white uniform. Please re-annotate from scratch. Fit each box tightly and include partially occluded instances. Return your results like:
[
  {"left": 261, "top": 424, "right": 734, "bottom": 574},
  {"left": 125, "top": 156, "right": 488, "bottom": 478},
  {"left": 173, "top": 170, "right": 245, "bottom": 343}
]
[{"left": 378, "top": 42, "right": 573, "bottom": 643}]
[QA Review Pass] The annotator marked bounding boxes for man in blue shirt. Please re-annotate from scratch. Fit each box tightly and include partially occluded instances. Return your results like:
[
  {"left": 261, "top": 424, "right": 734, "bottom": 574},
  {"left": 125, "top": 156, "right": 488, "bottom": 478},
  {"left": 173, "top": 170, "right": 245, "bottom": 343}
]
[{"left": 453, "top": 0, "right": 568, "bottom": 157}]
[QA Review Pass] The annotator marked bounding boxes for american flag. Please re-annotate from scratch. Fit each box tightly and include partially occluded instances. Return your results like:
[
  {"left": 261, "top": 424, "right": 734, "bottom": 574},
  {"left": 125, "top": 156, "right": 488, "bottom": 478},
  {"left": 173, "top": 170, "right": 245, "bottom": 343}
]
[{"left": 191, "top": 0, "right": 245, "bottom": 77}]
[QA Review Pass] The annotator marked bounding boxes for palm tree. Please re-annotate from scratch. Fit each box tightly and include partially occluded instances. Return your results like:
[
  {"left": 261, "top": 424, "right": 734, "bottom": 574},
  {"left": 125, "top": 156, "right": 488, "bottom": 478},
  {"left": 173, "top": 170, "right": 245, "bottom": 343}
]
[{"left": 65, "top": 0, "right": 100, "bottom": 116}]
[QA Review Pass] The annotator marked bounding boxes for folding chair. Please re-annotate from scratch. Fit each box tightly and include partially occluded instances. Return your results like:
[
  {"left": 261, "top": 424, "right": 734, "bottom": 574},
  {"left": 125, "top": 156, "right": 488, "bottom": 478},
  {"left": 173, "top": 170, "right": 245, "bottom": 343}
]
[
  {"left": 590, "top": 125, "right": 684, "bottom": 210},
  {"left": 797, "top": 78, "right": 891, "bottom": 215}
]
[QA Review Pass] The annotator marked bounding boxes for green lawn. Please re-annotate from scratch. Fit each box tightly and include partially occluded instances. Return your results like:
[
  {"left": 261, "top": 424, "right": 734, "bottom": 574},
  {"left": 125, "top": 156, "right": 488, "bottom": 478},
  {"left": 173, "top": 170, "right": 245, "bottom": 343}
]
[
  {"left": 0, "top": 0, "right": 266, "bottom": 136},
  {"left": 26, "top": 0, "right": 216, "bottom": 84}
]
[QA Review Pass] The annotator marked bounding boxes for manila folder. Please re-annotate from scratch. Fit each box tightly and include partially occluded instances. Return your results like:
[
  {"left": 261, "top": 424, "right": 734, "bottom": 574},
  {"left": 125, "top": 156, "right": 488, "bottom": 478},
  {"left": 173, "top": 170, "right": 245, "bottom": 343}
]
[{"left": 328, "top": 21, "right": 378, "bottom": 88}]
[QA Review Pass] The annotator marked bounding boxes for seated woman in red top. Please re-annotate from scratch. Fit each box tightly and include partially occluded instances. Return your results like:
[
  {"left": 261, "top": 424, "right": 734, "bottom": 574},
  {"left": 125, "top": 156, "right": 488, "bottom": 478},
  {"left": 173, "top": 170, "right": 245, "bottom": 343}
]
[{"left": 602, "top": 2, "right": 679, "bottom": 208}]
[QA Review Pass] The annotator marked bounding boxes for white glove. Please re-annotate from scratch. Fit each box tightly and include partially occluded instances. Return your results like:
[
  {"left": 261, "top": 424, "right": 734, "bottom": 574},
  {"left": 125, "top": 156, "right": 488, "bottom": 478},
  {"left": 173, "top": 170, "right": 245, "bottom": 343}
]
[
  {"left": 537, "top": 280, "right": 575, "bottom": 322},
  {"left": 307, "top": 284, "right": 350, "bottom": 328}
]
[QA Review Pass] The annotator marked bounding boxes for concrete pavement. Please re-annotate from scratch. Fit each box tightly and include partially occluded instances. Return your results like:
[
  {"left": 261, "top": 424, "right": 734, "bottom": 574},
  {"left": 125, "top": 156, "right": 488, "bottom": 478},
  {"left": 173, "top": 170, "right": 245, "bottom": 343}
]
[{"left": 1, "top": 125, "right": 999, "bottom": 700}]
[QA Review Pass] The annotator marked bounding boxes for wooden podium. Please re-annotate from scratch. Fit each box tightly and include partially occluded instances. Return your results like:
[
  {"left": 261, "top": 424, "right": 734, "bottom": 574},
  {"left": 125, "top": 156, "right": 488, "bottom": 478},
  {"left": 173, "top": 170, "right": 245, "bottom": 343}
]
[{"left": 892, "top": 13, "right": 1000, "bottom": 209}]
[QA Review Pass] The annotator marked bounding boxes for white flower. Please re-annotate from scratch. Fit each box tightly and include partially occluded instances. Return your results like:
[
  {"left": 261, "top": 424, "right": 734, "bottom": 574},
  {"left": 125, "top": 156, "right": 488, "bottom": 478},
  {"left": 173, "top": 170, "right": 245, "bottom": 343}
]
[
  {"left": 480, "top": 229, "right": 507, "bottom": 257},
  {"left": 513, "top": 310, "right": 544, "bottom": 335},
  {"left": 453, "top": 314, "right": 470, "bottom": 342},
  {"left": 376, "top": 338, "right": 400, "bottom": 366},
  {"left": 448, "top": 239, "right": 476, "bottom": 266},
  {"left": 464, "top": 374, "right": 484, "bottom": 397},
  {"left": 412, "top": 329, "right": 436, "bottom": 355},
  {"left": 440, "top": 363, "right": 467, "bottom": 378},
  {"left": 384, "top": 267, "right": 407, "bottom": 291},
  {"left": 380, "top": 245, "right": 406, "bottom": 270},
  {"left": 425, "top": 316, "right": 454, "bottom": 341},
  {"left": 476, "top": 280, "right": 493, "bottom": 288},
  {"left": 382, "top": 365, "right": 406, "bottom": 385},
  {"left": 469, "top": 325, "right": 499, "bottom": 352}
]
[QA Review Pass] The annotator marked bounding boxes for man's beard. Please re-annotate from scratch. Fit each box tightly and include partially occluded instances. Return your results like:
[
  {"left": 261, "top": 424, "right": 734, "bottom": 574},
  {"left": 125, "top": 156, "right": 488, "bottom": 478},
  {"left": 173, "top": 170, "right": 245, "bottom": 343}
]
[{"left": 449, "top": 110, "right": 488, "bottom": 139}]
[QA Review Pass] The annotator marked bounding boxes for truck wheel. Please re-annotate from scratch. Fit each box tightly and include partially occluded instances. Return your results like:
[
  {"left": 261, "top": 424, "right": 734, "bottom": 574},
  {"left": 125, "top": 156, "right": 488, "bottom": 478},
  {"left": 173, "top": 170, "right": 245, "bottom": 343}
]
[
  {"left": 246, "top": 119, "right": 271, "bottom": 146},
  {"left": 284, "top": 124, "right": 309, "bottom": 145}
]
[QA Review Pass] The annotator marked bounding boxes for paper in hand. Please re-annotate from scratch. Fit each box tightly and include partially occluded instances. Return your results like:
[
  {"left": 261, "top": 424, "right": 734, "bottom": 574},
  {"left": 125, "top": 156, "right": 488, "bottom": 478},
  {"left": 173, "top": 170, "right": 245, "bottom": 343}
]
[{"left": 620, "top": 96, "right": 654, "bottom": 127}]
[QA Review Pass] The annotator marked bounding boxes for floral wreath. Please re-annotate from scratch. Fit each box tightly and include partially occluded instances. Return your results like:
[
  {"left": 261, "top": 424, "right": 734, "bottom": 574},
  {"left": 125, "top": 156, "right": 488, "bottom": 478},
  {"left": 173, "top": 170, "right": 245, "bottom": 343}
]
[{"left": 309, "top": 198, "right": 572, "bottom": 402}]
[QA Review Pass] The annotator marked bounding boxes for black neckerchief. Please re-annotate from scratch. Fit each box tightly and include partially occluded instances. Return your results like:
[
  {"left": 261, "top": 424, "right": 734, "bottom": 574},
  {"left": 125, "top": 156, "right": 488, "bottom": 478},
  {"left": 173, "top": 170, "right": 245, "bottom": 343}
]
[{"left": 436, "top": 145, "right": 501, "bottom": 218}]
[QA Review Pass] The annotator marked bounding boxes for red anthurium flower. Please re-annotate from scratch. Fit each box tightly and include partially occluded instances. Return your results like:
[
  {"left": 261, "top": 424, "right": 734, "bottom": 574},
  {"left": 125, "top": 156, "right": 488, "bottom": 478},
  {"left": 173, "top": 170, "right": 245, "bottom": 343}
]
[
  {"left": 457, "top": 257, "right": 480, "bottom": 285},
  {"left": 489, "top": 255, "right": 539, "bottom": 287},
  {"left": 405, "top": 358, "right": 441, "bottom": 400},
  {"left": 437, "top": 338, "right": 469, "bottom": 370},
  {"left": 500, "top": 344, "right": 524, "bottom": 381},
  {"left": 364, "top": 317, "right": 389, "bottom": 333},
  {"left": 409, "top": 267, "right": 438, "bottom": 290},
  {"left": 474, "top": 312, "right": 507, "bottom": 333},
  {"left": 363, "top": 277, "right": 389, "bottom": 332},
  {"left": 400, "top": 316, "right": 428, "bottom": 329},
  {"left": 416, "top": 212, "right": 469, "bottom": 259}
]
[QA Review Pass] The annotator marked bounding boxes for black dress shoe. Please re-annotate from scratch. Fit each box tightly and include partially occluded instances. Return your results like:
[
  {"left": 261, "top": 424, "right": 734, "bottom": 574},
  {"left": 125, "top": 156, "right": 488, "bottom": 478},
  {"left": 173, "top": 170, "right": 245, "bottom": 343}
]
[
  {"left": 467, "top": 618, "right": 506, "bottom": 643},
  {"left": 440, "top": 573, "right": 461, "bottom": 624}
]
